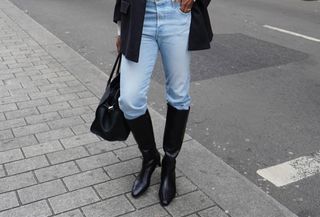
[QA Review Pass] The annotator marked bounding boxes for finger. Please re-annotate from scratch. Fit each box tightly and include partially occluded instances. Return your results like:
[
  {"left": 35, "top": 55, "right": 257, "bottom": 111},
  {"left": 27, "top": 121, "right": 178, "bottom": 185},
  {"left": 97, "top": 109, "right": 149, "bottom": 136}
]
[
  {"left": 186, "top": 0, "right": 193, "bottom": 11},
  {"left": 179, "top": 0, "right": 185, "bottom": 12},
  {"left": 180, "top": 0, "right": 188, "bottom": 12},
  {"left": 180, "top": 0, "right": 192, "bottom": 12}
]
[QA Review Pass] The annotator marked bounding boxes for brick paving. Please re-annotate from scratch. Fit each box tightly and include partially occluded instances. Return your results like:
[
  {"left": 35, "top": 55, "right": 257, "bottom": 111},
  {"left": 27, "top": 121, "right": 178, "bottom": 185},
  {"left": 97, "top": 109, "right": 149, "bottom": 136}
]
[{"left": 0, "top": 4, "right": 229, "bottom": 217}]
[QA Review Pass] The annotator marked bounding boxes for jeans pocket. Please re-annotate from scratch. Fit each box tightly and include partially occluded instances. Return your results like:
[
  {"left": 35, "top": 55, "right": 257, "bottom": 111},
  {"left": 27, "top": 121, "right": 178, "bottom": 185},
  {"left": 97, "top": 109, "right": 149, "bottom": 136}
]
[{"left": 177, "top": 7, "right": 191, "bottom": 15}]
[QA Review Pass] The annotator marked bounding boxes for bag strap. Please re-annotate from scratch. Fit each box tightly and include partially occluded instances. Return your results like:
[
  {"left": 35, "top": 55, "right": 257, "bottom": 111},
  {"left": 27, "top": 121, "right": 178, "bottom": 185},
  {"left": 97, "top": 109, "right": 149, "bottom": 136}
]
[{"left": 107, "top": 53, "right": 122, "bottom": 86}]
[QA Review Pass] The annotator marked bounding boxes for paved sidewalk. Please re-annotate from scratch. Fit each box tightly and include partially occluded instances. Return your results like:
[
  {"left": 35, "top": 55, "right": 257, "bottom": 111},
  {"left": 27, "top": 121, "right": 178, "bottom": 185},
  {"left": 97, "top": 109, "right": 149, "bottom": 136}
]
[{"left": 0, "top": 0, "right": 298, "bottom": 217}]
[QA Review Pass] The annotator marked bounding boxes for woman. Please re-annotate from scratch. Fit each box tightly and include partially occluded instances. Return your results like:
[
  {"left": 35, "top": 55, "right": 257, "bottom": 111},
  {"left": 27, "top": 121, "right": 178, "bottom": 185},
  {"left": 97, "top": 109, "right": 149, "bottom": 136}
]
[{"left": 113, "top": 0, "right": 212, "bottom": 206}]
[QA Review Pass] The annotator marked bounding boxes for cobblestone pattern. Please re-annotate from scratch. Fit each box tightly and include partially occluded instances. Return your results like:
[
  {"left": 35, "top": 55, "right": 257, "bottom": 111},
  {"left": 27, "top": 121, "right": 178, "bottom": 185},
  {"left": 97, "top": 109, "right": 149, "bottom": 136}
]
[{"left": 0, "top": 6, "right": 230, "bottom": 217}]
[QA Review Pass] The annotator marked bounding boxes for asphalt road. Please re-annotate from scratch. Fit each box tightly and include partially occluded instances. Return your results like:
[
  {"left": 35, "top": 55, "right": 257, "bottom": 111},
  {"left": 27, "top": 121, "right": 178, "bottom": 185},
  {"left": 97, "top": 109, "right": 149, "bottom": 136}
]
[{"left": 8, "top": 0, "right": 320, "bottom": 216}]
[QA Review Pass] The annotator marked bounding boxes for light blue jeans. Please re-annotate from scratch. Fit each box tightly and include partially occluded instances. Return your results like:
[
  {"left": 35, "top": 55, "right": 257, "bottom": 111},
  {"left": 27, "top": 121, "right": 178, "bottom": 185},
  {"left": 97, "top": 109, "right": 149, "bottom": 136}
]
[{"left": 119, "top": 0, "right": 192, "bottom": 120}]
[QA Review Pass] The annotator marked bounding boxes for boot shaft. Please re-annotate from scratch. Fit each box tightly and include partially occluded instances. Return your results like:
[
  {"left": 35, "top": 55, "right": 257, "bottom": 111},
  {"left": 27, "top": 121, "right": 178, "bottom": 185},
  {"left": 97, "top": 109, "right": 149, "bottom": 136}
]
[
  {"left": 125, "top": 109, "right": 158, "bottom": 160},
  {"left": 163, "top": 103, "right": 190, "bottom": 158}
]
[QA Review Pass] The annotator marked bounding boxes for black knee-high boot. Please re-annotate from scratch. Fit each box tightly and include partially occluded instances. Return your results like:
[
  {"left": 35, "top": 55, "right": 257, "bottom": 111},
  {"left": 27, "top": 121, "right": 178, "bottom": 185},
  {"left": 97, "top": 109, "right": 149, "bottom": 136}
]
[
  {"left": 126, "top": 109, "right": 161, "bottom": 198},
  {"left": 159, "top": 103, "right": 190, "bottom": 206}
]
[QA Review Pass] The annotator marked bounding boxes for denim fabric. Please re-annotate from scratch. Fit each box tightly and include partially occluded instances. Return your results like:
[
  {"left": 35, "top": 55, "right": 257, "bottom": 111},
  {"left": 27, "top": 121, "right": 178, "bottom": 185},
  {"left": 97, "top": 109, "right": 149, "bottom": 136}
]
[{"left": 118, "top": 0, "right": 191, "bottom": 120}]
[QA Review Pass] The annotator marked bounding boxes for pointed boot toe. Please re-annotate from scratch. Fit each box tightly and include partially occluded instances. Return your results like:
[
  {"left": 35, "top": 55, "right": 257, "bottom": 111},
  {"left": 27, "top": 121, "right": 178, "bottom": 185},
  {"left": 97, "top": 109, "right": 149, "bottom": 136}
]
[
  {"left": 159, "top": 185, "right": 176, "bottom": 206},
  {"left": 131, "top": 178, "right": 147, "bottom": 198},
  {"left": 131, "top": 152, "right": 161, "bottom": 198}
]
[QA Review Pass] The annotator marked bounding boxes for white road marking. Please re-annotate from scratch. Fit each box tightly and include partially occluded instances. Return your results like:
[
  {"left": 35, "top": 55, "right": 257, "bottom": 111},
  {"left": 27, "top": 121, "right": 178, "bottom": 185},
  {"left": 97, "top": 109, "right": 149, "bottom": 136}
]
[
  {"left": 257, "top": 151, "right": 320, "bottom": 187},
  {"left": 263, "top": 25, "right": 320, "bottom": 43}
]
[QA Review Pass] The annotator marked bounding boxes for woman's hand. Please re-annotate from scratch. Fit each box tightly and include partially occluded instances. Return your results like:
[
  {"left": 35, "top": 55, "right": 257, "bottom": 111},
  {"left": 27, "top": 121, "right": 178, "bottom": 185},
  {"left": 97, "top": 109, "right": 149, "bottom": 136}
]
[
  {"left": 116, "top": 35, "right": 121, "bottom": 53},
  {"left": 180, "top": 0, "right": 194, "bottom": 13}
]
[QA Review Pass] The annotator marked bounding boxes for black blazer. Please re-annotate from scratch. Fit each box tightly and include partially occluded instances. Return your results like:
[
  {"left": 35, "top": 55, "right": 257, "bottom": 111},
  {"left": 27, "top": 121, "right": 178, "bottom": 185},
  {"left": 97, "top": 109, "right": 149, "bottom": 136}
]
[{"left": 114, "top": 0, "right": 213, "bottom": 63}]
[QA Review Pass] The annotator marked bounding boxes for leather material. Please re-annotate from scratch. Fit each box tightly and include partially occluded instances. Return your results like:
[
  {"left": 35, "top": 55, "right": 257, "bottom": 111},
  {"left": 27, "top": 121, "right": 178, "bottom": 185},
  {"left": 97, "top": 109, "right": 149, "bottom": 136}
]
[
  {"left": 126, "top": 109, "right": 161, "bottom": 198},
  {"left": 159, "top": 155, "right": 176, "bottom": 206},
  {"left": 159, "top": 103, "right": 190, "bottom": 206},
  {"left": 163, "top": 103, "right": 190, "bottom": 158},
  {"left": 90, "top": 53, "right": 130, "bottom": 141},
  {"left": 132, "top": 152, "right": 160, "bottom": 197}
]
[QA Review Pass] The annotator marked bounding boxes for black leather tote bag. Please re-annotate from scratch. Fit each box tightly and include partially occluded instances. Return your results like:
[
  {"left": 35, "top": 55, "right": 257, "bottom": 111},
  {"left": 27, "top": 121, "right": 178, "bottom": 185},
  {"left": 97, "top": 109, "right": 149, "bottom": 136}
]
[{"left": 90, "top": 53, "right": 130, "bottom": 141}]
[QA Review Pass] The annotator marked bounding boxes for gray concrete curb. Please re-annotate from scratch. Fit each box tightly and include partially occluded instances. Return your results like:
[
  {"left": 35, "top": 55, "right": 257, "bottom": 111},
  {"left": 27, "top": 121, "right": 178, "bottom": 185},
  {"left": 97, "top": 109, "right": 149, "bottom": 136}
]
[{"left": 1, "top": 0, "right": 298, "bottom": 216}]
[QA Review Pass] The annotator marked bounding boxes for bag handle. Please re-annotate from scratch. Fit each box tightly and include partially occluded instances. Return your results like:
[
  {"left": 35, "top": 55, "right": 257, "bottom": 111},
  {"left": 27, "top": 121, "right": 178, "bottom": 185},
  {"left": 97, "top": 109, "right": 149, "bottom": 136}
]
[{"left": 107, "top": 53, "right": 122, "bottom": 86}]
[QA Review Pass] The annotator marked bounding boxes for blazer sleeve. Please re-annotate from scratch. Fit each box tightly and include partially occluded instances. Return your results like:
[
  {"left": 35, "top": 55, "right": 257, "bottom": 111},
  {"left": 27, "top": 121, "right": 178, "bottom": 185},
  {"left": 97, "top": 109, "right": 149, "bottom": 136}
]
[
  {"left": 113, "top": 0, "right": 121, "bottom": 23},
  {"left": 198, "top": 0, "right": 211, "bottom": 8}
]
